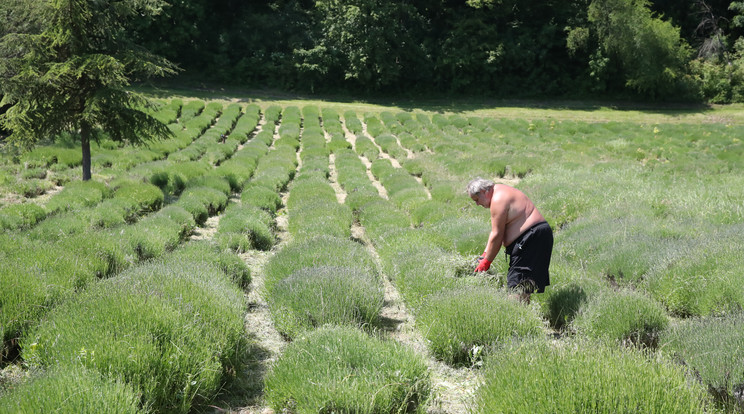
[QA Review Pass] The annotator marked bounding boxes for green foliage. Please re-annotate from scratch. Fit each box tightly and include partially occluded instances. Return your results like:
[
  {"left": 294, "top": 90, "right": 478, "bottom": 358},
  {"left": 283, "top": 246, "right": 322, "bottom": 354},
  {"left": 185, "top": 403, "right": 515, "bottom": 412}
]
[
  {"left": 587, "top": 0, "right": 693, "bottom": 97},
  {"left": 294, "top": 1, "right": 430, "bottom": 91},
  {"left": 0, "top": 366, "right": 143, "bottom": 414},
  {"left": 286, "top": 177, "right": 352, "bottom": 240},
  {"left": 215, "top": 204, "right": 275, "bottom": 252},
  {"left": 264, "top": 235, "right": 378, "bottom": 294},
  {"left": 689, "top": 39, "right": 744, "bottom": 103},
  {"left": 168, "top": 240, "right": 251, "bottom": 288},
  {"left": 22, "top": 254, "right": 246, "bottom": 414},
  {"left": 661, "top": 313, "right": 744, "bottom": 410},
  {"left": 178, "top": 186, "right": 228, "bottom": 216},
  {"left": 240, "top": 184, "right": 281, "bottom": 214},
  {"left": 266, "top": 266, "right": 384, "bottom": 339},
  {"left": 475, "top": 338, "right": 713, "bottom": 413},
  {"left": 112, "top": 180, "right": 164, "bottom": 213},
  {"left": 89, "top": 198, "right": 140, "bottom": 228},
  {"left": 265, "top": 326, "right": 430, "bottom": 414},
  {"left": 541, "top": 278, "right": 593, "bottom": 330},
  {"left": 0, "top": 0, "right": 178, "bottom": 179},
  {"left": 0, "top": 202, "right": 46, "bottom": 230},
  {"left": 572, "top": 289, "right": 669, "bottom": 346},
  {"left": 643, "top": 224, "right": 744, "bottom": 317},
  {"left": 45, "top": 180, "right": 110, "bottom": 214},
  {"left": 416, "top": 287, "right": 544, "bottom": 365}
]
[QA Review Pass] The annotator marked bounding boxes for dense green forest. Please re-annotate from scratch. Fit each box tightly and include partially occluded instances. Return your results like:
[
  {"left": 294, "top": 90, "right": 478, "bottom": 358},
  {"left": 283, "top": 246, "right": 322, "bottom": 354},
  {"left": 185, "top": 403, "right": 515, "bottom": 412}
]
[{"left": 2, "top": 0, "right": 744, "bottom": 101}]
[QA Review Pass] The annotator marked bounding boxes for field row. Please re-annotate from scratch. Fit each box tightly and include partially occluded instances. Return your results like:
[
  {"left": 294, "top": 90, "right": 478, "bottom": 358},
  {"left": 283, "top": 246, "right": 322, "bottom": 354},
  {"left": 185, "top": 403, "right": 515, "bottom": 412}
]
[{"left": 1, "top": 102, "right": 744, "bottom": 412}]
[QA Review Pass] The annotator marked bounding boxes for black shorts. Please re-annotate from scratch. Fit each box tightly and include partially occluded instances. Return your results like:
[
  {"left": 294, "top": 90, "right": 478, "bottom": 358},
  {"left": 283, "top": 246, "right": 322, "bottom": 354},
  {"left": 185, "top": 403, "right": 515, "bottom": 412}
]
[{"left": 505, "top": 221, "right": 553, "bottom": 293}]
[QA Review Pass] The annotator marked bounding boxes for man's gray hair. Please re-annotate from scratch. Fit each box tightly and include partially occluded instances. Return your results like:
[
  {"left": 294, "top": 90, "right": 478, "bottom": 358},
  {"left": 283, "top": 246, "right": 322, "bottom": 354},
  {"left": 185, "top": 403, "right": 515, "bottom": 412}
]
[{"left": 467, "top": 178, "right": 495, "bottom": 196}]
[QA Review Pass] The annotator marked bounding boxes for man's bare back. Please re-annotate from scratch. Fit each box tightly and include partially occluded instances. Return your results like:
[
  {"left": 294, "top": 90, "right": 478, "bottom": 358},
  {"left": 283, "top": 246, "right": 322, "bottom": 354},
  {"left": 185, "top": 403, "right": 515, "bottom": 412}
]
[
  {"left": 493, "top": 184, "right": 546, "bottom": 246},
  {"left": 471, "top": 183, "right": 546, "bottom": 250}
]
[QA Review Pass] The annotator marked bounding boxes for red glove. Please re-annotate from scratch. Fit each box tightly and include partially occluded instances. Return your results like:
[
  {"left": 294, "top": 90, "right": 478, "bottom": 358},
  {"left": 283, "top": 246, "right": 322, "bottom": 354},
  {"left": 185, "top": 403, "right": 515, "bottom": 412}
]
[{"left": 475, "top": 258, "right": 492, "bottom": 272}]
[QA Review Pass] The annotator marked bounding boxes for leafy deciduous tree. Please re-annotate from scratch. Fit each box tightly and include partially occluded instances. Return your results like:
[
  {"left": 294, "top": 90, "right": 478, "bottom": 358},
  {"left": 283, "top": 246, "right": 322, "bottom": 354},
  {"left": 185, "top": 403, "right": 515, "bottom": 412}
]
[
  {"left": 295, "top": 0, "right": 431, "bottom": 92},
  {"left": 587, "top": 0, "right": 693, "bottom": 97}
]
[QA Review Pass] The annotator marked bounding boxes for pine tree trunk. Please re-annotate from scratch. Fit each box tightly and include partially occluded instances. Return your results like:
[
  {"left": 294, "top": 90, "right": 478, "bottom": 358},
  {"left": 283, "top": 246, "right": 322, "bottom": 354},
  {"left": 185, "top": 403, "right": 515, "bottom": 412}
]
[{"left": 81, "top": 123, "right": 92, "bottom": 181}]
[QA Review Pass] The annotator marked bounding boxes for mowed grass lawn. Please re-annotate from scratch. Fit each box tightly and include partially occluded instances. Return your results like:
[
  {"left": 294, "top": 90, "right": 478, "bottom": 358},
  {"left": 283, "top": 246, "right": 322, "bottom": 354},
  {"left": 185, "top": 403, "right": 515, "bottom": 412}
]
[{"left": 2, "top": 91, "right": 744, "bottom": 412}]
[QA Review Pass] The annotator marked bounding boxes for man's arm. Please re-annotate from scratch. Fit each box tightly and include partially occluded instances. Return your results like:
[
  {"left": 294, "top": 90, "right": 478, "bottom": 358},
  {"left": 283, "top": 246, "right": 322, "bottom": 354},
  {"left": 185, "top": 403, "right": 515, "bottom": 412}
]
[
  {"left": 475, "top": 190, "right": 509, "bottom": 272},
  {"left": 483, "top": 194, "right": 508, "bottom": 261}
]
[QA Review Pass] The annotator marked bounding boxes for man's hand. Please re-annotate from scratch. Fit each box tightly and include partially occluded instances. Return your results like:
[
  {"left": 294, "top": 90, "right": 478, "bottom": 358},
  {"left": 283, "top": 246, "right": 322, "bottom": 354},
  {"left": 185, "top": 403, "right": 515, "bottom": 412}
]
[{"left": 475, "top": 258, "right": 492, "bottom": 272}]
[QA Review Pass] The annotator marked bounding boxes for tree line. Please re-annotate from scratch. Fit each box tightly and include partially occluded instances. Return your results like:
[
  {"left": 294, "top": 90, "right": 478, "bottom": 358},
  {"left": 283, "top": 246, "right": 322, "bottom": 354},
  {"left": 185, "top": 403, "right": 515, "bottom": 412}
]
[{"left": 3, "top": 0, "right": 744, "bottom": 102}]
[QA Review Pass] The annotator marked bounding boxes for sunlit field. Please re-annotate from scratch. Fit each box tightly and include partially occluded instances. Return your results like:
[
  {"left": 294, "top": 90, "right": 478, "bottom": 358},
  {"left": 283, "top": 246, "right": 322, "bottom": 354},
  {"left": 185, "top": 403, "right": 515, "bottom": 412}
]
[{"left": 1, "top": 92, "right": 743, "bottom": 413}]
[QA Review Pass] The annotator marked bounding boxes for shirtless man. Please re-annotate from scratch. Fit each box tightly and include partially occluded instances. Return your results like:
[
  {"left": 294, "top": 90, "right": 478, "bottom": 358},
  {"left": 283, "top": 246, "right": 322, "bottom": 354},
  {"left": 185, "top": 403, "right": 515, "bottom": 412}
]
[{"left": 467, "top": 178, "right": 553, "bottom": 302}]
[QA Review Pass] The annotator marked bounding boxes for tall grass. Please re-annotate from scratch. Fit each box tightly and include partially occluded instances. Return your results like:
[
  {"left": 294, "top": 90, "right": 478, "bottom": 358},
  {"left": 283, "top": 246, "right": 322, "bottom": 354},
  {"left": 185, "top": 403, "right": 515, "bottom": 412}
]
[
  {"left": 660, "top": 313, "right": 744, "bottom": 410},
  {"left": 572, "top": 289, "right": 669, "bottom": 347},
  {"left": 416, "top": 287, "right": 544, "bottom": 365},
  {"left": 215, "top": 203, "right": 275, "bottom": 252},
  {"left": 0, "top": 203, "right": 46, "bottom": 231},
  {"left": 266, "top": 265, "right": 384, "bottom": 339},
  {"left": 0, "top": 366, "right": 143, "bottom": 414},
  {"left": 474, "top": 338, "right": 714, "bottom": 413},
  {"left": 263, "top": 235, "right": 378, "bottom": 293},
  {"left": 265, "top": 326, "right": 430, "bottom": 414},
  {"left": 22, "top": 251, "right": 246, "bottom": 413}
]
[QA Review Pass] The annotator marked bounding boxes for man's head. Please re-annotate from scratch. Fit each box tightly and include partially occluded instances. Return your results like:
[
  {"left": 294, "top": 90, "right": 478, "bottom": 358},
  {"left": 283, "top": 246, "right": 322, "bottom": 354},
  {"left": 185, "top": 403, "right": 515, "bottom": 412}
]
[{"left": 467, "top": 178, "right": 494, "bottom": 208}]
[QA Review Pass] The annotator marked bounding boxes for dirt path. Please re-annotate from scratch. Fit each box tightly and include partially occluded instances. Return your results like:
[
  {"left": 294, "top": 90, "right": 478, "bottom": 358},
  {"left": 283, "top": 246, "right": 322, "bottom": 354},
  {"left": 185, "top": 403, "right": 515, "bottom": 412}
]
[
  {"left": 326, "top": 145, "right": 478, "bottom": 414},
  {"left": 360, "top": 120, "right": 432, "bottom": 200},
  {"left": 212, "top": 110, "right": 476, "bottom": 414},
  {"left": 233, "top": 190, "right": 290, "bottom": 414},
  {"left": 216, "top": 112, "right": 298, "bottom": 414},
  {"left": 340, "top": 118, "right": 389, "bottom": 199}
]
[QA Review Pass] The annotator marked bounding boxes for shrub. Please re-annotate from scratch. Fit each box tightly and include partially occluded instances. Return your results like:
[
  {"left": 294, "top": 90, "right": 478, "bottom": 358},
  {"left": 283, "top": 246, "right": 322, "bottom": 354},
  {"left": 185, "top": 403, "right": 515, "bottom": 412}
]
[
  {"left": 644, "top": 225, "right": 744, "bottom": 317},
  {"left": 120, "top": 215, "right": 185, "bottom": 261},
  {"left": 434, "top": 217, "right": 489, "bottom": 256},
  {"left": 358, "top": 199, "right": 411, "bottom": 240},
  {"left": 264, "top": 235, "right": 378, "bottom": 293},
  {"left": 354, "top": 135, "right": 379, "bottom": 160},
  {"left": 411, "top": 200, "right": 459, "bottom": 227},
  {"left": 288, "top": 200, "right": 352, "bottom": 240},
  {"left": 377, "top": 243, "right": 468, "bottom": 310},
  {"left": 12, "top": 178, "right": 53, "bottom": 198},
  {"left": 115, "top": 181, "right": 164, "bottom": 211},
  {"left": 152, "top": 205, "right": 197, "bottom": 240},
  {"left": 168, "top": 240, "right": 251, "bottom": 288},
  {"left": 267, "top": 266, "right": 384, "bottom": 339},
  {"left": 22, "top": 256, "right": 246, "bottom": 414},
  {"left": 89, "top": 198, "right": 140, "bottom": 228},
  {"left": 416, "top": 287, "right": 544, "bottom": 365},
  {"left": 474, "top": 338, "right": 713, "bottom": 413},
  {"left": 173, "top": 195, "right": 209, "bottom": 225},
  {"left": 660, "top": 312, "right": 744, "bottom": 410},
  {"left": 265, "top": 326, "right": 430, "bottom": 413},
  {"left": 58, "top": 231, "right": 129, "bottom": 278},
  {"left": 215, "top": 204, "right": 275, "bottom": 252},
  {"left": 541, "top": 277, "right": 595, "bottom": 330},
  {"left": 178, "top": 186, "right": 228, "bottom": 215},
  {"left": 572, "top": 289, "right": 669, "bottom": 347},
  {"left": 20, "top": 167, "right": 47, "bottom": 180},
  {"left": 24, "top": 211, "right": 89, "bottom": 241},
  {"left": 343, "top": 111, "right": 363, "bottom": 134},
  {"left": 0, "top": 231, "right": 127, "bottom": 350},
  {"left": 185, "top": 175, "right": 232, "bottom": 196},
  {"left": 0, "top": 366, "right": 143, "bottom": 414},
  {"left": 45, "top": 180, "right": 109, "bottom": 214},
  {"left": 0, "top": 203, "right": 47, "bottom": 230},
  {"left": 240, "top": 184, "right": 281, "bottom": 214}
]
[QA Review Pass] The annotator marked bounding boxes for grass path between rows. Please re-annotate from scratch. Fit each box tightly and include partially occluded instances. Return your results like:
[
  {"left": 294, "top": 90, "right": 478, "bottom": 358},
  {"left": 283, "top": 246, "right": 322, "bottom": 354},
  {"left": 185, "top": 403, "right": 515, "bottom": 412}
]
[{"left": 195, "top": 111, "right": 482, "bottom": 413}]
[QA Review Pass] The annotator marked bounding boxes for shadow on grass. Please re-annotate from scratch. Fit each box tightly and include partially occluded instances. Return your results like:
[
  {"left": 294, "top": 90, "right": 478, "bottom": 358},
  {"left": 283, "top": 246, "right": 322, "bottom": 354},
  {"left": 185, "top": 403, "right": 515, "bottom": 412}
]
[
  {"left": 132, "top": 80, "right": 716, "bottom": 118},
  {"left": 193, "top": 334, "right": 271, "bottom": 413}
]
